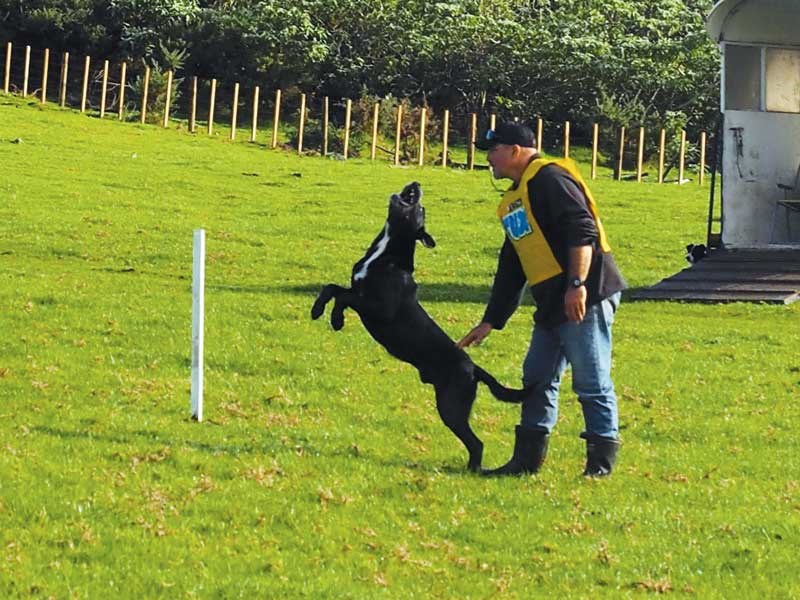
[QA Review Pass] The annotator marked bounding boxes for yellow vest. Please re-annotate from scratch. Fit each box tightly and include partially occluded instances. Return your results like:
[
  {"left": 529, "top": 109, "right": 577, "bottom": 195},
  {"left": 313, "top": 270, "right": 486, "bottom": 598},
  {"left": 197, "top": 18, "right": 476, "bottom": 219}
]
[{"left": 497, "top": 158, "right": 611, "bottom": 286}]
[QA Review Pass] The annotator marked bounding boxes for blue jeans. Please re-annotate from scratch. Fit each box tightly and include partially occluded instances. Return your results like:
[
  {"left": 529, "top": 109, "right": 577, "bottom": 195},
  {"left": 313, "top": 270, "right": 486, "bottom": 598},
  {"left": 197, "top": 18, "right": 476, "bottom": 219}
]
[{"left": 521, "top": 292, "right": 621, "bottom": 439}]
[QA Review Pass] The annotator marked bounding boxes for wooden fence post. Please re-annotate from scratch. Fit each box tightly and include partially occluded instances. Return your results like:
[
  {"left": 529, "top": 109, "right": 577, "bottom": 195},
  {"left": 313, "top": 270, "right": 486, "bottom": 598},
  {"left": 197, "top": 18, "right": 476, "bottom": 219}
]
[
  {"left": 3, "top": 42, "right": 10, "bottom": 94},
  {"left": 40, "top": 48, "right": 49, "bottom": 104},
  {"left": 323, "top": 96, "right": 329, "bottom": 155},
  {"left": 343, "top": 98, "right": 352, "bottom": 159},
  {"left": 162, "top": 69, "right": 173, "bottom": 127},
  {"left": 616, "top": 126, "right": 625, "bottom": 181},
  {"left": 536, "top": 117, "right": 543, "bottom": 152},
  {"left": 658, "top": 128, "right": 666, "bottom": 183},
  {"left": 189, "top": 76, "right": 197, "bottom": 133},
  {"left": 140, "top": 66, "right": 150, "bottom": 123},
  {"left": 370, "top": 102, "right": 379, "bottom": 160},
  {"left": 678, "top": 129, "right": 686, "bottom": 183},
  {"left": 59, "top": 52, "right": 69, "bottom": 107},
  {"left": 418, "top": 107, "right": 427, "bottom": 166},
  {"left": 250, "top": 85, "right": 259, "bottom": 142},
  {"left": 442, "top": 109, "right": 450, "bottom": 167},
  {"left": 22, "top": 45, "right": 30, "bottom": 97},
  {"left": 699, "top": 131, "right": 707, "bottom": 185},
  {"left": 80, "top": 55, "right": 90, "bottom": 113},
  {"left": 394, "top": 103, "right": 403, "bottom": 165},
  {"left": 637, "top": 126, "right": 645, "bottom": 182},
  {"left": 563, "top": 120, "right": 570, "bottom": 158},
  {"left": 271, "top": 88, "right": 281, "bottom": 148},
  {"left": 297, "top": 92, "right": 306, "bottom": 153},
  {"left": 229, "top": 82, "right": 239, "bottom": 140},
  {"left": 591, "top": 123, "right": 598, "bottom": 180},
  {"left": 468, "top": 112, "right": 477, "bottom": 170},
  {"left": 100, "top": 60, "right": 109, "bottom": 118},
  {"left": 207, "top": 78, "right": 217, "bottom": 135},
  {"left": 118, "top": 62, "right": 126, "bottom": 120}
]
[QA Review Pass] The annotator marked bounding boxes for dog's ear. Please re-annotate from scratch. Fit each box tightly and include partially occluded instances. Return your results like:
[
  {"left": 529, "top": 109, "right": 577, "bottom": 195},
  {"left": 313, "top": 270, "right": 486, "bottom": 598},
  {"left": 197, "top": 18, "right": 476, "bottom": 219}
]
[{"left": 418, "top": 230, "right": 436, "bottom": 248}]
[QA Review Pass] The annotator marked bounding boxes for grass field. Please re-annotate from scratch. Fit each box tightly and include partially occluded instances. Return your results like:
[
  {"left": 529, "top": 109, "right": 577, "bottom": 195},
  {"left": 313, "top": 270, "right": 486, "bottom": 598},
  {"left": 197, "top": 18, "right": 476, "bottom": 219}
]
[{"left": 1, "top": 94, "right": 799, "bottom": 598}]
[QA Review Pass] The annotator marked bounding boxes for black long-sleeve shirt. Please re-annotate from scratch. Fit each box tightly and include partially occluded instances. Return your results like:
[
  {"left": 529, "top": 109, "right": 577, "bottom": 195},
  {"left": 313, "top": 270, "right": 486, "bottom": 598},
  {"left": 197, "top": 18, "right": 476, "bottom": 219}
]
[{"left": 483, "top": 163, "right": 627, "bottom": 329}]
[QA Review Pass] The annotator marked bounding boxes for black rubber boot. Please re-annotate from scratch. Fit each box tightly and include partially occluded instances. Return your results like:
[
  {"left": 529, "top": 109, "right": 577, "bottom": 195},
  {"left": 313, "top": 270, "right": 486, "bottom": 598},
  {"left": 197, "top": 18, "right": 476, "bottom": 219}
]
[
  {"left": 582, "top": 435, "right": 620, "bottom": 477},
  {"left": 482, "top": 426, "right": 549, "bottom": 476}
]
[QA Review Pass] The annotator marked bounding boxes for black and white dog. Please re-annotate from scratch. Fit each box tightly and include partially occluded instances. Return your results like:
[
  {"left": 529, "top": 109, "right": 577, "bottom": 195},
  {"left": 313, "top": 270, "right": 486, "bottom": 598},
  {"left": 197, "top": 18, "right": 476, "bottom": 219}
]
[
  {"left": 311, "top": 181, "right": 525, "bottom": 472},
  {"left": 685, "top": 243, "right": 707, "bottom": 264}
]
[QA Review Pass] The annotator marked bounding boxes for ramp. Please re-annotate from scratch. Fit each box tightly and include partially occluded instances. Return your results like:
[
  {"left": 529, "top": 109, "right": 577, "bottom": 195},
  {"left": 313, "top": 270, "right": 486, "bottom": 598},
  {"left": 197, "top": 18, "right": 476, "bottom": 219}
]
[{"left": 632, "top": 249, "right": 800, "bottom": 304}]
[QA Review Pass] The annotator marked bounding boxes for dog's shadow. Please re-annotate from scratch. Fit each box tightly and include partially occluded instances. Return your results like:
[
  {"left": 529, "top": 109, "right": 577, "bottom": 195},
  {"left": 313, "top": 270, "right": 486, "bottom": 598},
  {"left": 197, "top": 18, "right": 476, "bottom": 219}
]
[
  {"left": 30, "top": 425, "right": 479, "bottom": 476},
  {"left": 208, "top": 282, "right": 535, "bottom": 307},
  {"left": 324, "top": 446, "right": 481, "bottom": 476},
  {"left": 283, "top": 282, "right": 534, "bottom": 306}
]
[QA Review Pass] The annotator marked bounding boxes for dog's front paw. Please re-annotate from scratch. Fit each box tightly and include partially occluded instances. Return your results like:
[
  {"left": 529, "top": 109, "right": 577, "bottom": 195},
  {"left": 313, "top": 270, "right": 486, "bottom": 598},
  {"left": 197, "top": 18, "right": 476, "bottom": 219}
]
[
  {"left": 310, "top": 296, "right": 326, "bottom": 320},
  {"left": 331, "top": 310, "right": 345, "bottom": 331}
]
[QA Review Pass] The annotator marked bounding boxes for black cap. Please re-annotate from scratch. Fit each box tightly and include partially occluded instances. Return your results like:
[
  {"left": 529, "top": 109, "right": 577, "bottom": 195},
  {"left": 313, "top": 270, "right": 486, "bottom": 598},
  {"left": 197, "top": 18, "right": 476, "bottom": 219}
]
[{"left": 475, "top": 121, "right": 536, "bottom": 150}]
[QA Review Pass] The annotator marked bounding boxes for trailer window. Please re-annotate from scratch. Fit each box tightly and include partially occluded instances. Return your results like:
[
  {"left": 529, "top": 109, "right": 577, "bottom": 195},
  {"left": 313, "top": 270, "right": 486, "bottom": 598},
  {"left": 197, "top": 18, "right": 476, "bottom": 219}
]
[
  {"left": 725, "top": 45, "right": 762, "bottom": 111},
  {"left": 766, "top": 48, "right": 800, "bottom": 113}
]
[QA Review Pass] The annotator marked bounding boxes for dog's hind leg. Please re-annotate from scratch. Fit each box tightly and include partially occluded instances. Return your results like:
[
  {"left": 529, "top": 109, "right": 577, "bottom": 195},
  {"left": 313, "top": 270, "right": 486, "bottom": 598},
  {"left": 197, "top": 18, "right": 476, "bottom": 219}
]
[
  {"left": 434, "top": 380, "right": 483, "bottom": 472},
  {"left": 311, "top": 284, "right": 348, "bottom": 321}
]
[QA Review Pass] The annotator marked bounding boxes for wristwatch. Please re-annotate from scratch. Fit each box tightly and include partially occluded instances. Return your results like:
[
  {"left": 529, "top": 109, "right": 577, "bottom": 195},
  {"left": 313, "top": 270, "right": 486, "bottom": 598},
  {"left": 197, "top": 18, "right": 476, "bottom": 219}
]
[{"left": 570, "top": 277, "right": 586, "bottom": 288}]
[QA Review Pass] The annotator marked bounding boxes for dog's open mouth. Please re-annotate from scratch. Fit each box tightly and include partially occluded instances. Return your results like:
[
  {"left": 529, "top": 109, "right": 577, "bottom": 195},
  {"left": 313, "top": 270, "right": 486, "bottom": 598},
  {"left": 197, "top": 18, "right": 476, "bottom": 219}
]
[
  {"left": 392, "top": 194, "right": 419, "bottom": 210},
  {"left": 392, "top": 196, "right": 415, "bottom": 209},
  {"left": 397, "top": 181, "right": 421, "bottom": 206},
  {"left": 387, "top": 182, "right": 433, "bottom": 247}
]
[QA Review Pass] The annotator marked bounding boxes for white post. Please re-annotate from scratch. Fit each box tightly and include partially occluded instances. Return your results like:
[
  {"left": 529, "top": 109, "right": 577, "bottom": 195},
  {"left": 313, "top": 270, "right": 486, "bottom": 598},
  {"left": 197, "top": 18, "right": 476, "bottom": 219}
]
[{"left": 191, "top": 229, "right": 205, "bottom": 422}]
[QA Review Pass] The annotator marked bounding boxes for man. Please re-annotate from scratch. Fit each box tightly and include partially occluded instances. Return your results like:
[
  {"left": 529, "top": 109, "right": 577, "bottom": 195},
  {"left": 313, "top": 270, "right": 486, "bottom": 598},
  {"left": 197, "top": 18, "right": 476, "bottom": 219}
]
[{"left": 458, "top": 121, "right": 626, "bottom": 477}]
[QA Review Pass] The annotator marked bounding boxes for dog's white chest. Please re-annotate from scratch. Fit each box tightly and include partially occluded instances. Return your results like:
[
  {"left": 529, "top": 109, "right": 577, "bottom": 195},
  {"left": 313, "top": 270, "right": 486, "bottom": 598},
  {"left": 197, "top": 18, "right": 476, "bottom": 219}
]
[{"left": 354, "top": 224, "right": 390, "bottom": 281}]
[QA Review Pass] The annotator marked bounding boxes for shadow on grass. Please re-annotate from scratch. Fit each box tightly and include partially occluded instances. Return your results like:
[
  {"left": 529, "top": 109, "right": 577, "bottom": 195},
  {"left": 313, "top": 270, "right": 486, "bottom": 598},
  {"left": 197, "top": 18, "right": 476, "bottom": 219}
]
[
  {"left": 620, "top": 287, "right": 664, "bottom": 302},
  {"left": 30, "top": 425, "right": 480, "bottom": 474},
  {"left": 31, "top": 424, "right": 282, "bottom": 456},
  {"left": 209, "top": 282, "right": 513, "bottom": 305}
]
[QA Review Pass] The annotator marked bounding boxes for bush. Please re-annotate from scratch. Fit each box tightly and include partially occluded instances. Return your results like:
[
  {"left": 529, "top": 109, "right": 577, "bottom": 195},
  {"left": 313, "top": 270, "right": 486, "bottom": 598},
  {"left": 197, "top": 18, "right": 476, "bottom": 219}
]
[
  {"left": 0, "top": 0, "right": 721, "bottom": 139},
  {"left": 127, "top": 45, "right": 185, "bottom": 125}
]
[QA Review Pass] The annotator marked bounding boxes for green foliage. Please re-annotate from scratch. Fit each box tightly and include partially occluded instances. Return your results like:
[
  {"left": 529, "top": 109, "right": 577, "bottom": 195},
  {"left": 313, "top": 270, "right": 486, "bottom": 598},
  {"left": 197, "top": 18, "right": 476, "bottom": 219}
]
[
  {"left": 1, "top": 0, "right": 721, "bottom": 140},
  {"left": 0, "top": 0, "right": 109, "bottom": 54},
  {"left": 108, "top": 0, "right": 199, "bottom": 63},
  {"left": 125, "top": 45, "right": 186, "bottom": 124},
  {"left": 575, "top": 0, "right": 720, "bottom": 158},
  {"left": 189, "top": 2, "right": 330, "bottom": 87},
  {"left": 1, "top": 94, "right": 799, "bottom": 598}
]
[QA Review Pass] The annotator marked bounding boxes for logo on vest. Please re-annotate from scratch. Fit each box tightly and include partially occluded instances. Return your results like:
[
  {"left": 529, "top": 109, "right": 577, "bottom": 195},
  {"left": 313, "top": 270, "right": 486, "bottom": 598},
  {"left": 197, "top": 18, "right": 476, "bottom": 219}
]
[{"left": 501, "top": 200, "right": 533, "bottom": 241}]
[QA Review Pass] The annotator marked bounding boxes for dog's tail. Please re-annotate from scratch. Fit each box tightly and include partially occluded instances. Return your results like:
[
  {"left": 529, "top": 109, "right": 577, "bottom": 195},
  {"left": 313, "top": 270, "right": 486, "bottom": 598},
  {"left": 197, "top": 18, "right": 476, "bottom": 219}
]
[{"left": 474, "top": 365, "right": 527, "bottom": 403}]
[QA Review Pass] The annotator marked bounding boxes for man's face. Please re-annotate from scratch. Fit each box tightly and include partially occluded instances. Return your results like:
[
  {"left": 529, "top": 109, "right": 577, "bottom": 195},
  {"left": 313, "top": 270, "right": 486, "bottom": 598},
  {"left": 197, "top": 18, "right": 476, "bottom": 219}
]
[{"left": 487, "top": 143, "right": 515, "bottom": 179}]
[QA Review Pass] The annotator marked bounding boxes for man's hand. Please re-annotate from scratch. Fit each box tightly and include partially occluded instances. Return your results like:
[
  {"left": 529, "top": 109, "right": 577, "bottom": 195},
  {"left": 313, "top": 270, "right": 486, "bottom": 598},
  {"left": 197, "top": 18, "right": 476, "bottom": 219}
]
[
  {"left": 564, "top": 286, "right": 587, "bottom": 322},
  {"left": 457, "top": 322, "right": 493, "bottom": 348}
]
